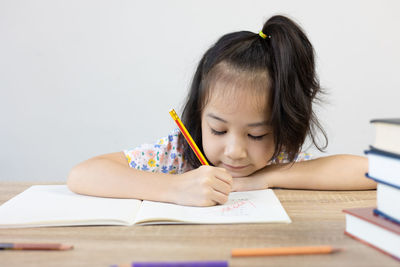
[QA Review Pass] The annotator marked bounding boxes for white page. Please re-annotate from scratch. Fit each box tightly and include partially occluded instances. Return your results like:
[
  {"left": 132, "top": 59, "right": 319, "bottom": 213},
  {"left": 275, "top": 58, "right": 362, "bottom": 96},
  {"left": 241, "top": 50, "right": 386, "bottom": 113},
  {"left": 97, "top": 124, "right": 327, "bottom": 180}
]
[
  {"left": 0, "top": 185, "right": 142, "bottom": 228},
  {"left": 134, "top": 189, "right": 291, "bottom": 224}
]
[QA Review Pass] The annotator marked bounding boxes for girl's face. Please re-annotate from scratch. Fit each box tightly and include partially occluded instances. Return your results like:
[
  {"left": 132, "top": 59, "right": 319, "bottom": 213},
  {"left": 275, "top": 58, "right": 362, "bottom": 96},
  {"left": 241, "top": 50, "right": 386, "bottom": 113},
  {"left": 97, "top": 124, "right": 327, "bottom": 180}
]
[{"left": 201, "top": 86, "right": 274, "bottom": 178}]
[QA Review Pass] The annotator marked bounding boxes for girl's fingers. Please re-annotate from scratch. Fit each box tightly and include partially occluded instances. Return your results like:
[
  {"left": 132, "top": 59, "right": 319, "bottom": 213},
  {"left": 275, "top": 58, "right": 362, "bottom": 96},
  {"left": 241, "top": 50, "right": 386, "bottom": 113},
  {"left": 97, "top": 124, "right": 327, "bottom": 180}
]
[
  {"left": 212, "top": 177, "right": 232, "bottom": 196},
  {"left": 212, "top": 190, "right": 230, "bottom": 205},
  {"left": 215, "top": 168, "right": 233, "bottom": 185}
]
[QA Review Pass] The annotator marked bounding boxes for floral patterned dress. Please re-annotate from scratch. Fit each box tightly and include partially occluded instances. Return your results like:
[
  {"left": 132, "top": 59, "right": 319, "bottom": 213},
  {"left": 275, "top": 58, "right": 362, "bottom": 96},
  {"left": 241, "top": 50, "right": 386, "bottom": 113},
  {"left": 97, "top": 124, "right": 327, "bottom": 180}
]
[{"left": 123, "top": 128, "right": 312, "bottom": 174}]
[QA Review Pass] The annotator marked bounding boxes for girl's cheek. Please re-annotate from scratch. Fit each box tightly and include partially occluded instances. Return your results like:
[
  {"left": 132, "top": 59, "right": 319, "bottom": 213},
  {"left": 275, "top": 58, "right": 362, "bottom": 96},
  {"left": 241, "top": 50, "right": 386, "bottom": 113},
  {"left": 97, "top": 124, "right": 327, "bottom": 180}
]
[{"left": 203, "top": 134, "right": 221, "bottom": 162}]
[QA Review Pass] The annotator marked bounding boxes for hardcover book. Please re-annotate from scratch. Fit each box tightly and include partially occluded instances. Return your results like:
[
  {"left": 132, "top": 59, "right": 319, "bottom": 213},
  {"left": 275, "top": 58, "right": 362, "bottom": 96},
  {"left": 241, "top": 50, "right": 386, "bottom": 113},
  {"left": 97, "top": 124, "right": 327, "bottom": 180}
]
[
  {"left": 343, "top": 207, "right": 400, "bottom": 261},
  {"left": 365, "top": 148, "right": 400, "bottom": 188},
  {"left": 365, "top": 176, "right": 400, "bottom": 224},
  {"left": 370, "top": 118, "right": 400, "bottom": 155}
]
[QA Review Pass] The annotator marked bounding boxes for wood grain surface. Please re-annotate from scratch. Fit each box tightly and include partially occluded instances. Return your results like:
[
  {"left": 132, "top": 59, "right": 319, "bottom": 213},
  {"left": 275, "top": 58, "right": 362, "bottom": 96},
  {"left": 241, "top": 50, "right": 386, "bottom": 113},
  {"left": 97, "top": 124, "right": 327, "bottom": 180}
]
[{"left": 0, "top": 182, "right": 397, "bottom": 267}]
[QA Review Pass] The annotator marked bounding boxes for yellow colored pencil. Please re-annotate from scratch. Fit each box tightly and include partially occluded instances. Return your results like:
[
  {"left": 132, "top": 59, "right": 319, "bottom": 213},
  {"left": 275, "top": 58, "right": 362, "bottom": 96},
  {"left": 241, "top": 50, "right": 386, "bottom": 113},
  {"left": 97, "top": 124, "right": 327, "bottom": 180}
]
[{"left": 169, "top": 109, "right": 209, "bottom": 165}]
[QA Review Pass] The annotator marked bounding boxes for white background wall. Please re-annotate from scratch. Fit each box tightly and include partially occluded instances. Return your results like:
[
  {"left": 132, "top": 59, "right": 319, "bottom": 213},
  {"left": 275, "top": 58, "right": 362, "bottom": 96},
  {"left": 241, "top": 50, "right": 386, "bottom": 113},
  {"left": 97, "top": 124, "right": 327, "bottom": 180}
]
[{"left": 1, "top": 0, "right": 399, "bottom": 182}]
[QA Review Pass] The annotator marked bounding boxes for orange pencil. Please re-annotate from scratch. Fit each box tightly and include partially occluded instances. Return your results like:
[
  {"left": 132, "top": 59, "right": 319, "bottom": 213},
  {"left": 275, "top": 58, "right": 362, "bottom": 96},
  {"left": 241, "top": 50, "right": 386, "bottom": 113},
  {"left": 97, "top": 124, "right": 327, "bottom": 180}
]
[
  {"left": 231, "top": 245, "right": 341, "bottom": 257},
  {"left": 169, "top": 109, "right": 209, "bottom": 165}
]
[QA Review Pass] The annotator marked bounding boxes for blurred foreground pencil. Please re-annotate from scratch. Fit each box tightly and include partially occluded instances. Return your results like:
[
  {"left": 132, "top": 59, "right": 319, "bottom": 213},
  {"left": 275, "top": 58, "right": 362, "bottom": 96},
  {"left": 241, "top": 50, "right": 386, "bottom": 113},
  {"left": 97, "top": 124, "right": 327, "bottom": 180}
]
[
  {"left": 231, "top": 245, "right": 341, "bottom": 257},
  {"left": 0, "top": 242, "right": 73, "bottom": 251},
  {"left": 111, "top": 260, "right": 228, "bottom": 267}
]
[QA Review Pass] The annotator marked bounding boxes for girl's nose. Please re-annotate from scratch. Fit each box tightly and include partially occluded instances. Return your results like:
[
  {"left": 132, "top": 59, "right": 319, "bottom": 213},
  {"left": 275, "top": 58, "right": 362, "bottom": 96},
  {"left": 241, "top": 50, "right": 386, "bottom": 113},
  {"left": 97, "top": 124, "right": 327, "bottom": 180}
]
[{"left": 224, "top": 137, "right": 247, "bottom": 160}]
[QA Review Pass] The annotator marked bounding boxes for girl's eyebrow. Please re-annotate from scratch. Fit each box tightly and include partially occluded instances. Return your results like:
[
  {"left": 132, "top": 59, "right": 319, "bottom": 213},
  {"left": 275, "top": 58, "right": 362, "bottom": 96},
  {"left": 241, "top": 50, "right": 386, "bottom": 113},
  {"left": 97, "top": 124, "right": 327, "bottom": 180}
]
[
  {"left": 207, "top": 113, "right": 227, "bottom": 123},
  {"left": 206, "top": 113, "right": 270, "bottom": 127}
]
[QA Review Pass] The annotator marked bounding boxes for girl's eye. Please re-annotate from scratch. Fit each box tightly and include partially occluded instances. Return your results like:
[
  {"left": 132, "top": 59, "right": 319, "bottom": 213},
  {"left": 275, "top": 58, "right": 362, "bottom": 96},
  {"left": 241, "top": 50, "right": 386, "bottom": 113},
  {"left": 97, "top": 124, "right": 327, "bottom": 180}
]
[
  {"left": 211, "top": 129, "right": 226, "bottom": 135},
  {"left": 248, "top": 134, "right": 268, "bottom": 141}
]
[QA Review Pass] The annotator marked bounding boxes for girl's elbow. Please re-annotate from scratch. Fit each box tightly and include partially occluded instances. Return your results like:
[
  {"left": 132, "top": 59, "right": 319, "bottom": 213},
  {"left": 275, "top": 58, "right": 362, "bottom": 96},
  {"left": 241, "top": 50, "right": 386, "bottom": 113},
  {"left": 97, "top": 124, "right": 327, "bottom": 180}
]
[{"left": 67, "top": 164, "right": 84, "bottom": 193}]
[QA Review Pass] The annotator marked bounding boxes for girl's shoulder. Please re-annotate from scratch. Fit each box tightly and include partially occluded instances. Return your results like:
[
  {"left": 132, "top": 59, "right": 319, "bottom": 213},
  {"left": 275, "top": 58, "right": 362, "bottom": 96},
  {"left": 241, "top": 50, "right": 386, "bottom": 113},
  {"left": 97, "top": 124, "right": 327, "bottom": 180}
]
[
  {"left": 123, "top": 128, "right": 187, "bottom": 174},
  {"left": 271, "top": 151, "right": 313, "bottom": 164}
]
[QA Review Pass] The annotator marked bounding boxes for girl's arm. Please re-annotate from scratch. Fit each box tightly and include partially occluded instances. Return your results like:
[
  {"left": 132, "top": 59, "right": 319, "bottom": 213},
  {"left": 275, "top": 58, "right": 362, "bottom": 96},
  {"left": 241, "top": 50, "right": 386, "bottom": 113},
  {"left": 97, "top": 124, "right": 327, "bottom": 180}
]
[
  {"left": 67, "top": 152, "right": 232, "bottom": 206},
  {"left": 232, "top": 154, "right": 376, "bottom": 191}
]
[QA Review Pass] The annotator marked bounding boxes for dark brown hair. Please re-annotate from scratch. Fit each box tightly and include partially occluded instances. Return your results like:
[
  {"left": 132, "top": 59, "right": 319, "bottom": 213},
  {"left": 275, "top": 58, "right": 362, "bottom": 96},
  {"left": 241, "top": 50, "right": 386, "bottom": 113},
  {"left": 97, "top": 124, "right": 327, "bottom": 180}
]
[{"left": 180, "top": 15, "right": 327, "bottom": 169}]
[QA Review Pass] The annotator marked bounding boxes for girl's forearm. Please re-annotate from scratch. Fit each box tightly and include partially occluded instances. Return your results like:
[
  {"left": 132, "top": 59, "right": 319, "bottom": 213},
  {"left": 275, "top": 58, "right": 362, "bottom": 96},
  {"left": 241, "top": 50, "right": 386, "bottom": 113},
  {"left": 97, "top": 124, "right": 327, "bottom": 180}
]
[
  {"left": 67, "top": 157, "right": 175, "bottom": 202},
  {"left": 233, "top": 154, "right": 376, "bottom": 191},
  {"left": 265, "top": 155, "right": 376, "bottom": 190},
  {"left": 67, "top": 155, "right": 233, "bottom": 206}
]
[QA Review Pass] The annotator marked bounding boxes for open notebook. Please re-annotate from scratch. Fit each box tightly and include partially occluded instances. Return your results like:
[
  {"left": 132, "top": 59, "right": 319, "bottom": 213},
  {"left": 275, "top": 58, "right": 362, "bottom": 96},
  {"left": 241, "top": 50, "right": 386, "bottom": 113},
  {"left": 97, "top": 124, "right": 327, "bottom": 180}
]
[{"left": 0, "top": 185, "right": 291, "bottom": 228}]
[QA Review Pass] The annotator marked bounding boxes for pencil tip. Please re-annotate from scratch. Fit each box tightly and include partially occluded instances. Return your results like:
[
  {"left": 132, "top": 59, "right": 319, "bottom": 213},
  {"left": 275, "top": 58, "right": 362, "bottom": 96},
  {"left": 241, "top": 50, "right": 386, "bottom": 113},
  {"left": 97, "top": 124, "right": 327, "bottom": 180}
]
[
  {"left": 60, "top": 244, "right": 74, "bottom": 250},
  {"left": 333, "top": 248, "right": 344, "bottom": 253}
]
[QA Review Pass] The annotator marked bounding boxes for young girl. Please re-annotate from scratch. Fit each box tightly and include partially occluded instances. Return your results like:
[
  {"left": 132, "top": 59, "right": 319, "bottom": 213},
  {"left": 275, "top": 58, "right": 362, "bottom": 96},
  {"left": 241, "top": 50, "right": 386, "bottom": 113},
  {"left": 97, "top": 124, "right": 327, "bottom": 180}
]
[{"left": 67, "top": 15, "right": 376, "bottom": 206}]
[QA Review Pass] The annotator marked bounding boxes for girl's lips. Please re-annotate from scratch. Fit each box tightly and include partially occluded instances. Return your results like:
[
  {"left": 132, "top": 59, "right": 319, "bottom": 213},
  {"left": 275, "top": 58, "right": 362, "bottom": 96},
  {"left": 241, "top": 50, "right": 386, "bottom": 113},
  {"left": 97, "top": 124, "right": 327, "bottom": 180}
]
[{"left": 222, "top": 163, "right": 249, "bottom": 170}]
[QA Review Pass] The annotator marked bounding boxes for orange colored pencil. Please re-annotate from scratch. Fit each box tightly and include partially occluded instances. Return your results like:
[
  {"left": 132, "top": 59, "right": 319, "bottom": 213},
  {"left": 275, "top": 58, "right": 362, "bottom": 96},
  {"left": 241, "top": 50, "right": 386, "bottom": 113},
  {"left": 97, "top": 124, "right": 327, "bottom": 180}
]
[
  {"left": 169, "top": 109, "right": 209, "bottom": 165},
  {"left": 231, "top": 245, "right": 341, "bottom": 257}
]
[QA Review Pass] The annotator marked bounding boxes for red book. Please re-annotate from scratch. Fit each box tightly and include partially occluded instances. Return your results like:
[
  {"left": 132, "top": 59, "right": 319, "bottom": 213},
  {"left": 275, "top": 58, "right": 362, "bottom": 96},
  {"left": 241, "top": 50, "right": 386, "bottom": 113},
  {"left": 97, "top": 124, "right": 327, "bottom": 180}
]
[{"left": 343, "top": 207, "right": 400, "bottom": 261}]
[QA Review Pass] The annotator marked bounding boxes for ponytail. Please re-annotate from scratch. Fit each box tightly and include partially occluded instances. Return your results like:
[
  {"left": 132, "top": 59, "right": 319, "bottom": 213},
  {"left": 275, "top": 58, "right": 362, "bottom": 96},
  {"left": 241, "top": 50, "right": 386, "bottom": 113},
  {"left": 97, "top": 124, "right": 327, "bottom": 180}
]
[{"left": 262, "top": 15, "right": 327, "bottom": 160}]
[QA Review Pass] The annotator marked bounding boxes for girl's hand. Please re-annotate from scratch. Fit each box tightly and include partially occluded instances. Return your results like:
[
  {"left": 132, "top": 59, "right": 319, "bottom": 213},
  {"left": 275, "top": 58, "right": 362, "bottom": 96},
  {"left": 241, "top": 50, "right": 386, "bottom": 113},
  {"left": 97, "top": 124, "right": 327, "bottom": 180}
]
[{"left": 171, "top": 165, "right": 232, "bottom": 206}]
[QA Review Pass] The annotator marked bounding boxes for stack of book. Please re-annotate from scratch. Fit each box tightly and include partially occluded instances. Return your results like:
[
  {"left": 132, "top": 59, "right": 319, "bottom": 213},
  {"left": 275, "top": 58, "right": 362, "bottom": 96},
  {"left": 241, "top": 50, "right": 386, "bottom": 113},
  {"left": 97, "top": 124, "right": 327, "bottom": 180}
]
[{"left": 343, "top": 118, "right": 400, "bottom": 261}]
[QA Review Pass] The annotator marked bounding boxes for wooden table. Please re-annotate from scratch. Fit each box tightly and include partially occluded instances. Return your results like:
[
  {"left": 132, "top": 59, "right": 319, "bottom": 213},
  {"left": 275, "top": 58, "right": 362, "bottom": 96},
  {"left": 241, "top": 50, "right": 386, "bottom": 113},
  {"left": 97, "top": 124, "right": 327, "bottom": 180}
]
[{"left": 0, "top": 182, "right": 397, "bottom": 266}]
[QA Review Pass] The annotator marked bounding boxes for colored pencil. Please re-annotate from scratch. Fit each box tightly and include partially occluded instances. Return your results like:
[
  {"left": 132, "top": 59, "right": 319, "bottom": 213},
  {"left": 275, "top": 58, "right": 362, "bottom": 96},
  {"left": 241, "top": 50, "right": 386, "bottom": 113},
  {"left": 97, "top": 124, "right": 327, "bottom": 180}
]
[
  {"left": 111, "top": 261, "right": 228, "bottom": 267},
  {"left": 231, "top": 245, "right": 341, "bottom": 257},
  {"left": 169, "top": 109, "right": 209, "bottom": 165},
  {"left": 0, "top": 242, "right": 73, "bottom": 251}
]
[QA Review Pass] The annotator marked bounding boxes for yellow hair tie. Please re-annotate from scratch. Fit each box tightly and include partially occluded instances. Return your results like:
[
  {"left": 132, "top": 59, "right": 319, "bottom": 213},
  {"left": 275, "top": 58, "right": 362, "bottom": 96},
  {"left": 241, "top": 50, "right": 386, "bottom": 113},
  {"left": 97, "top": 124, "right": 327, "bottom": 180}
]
[{"left": 259, "top": 31, "right": 270, "bottom": 39}]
